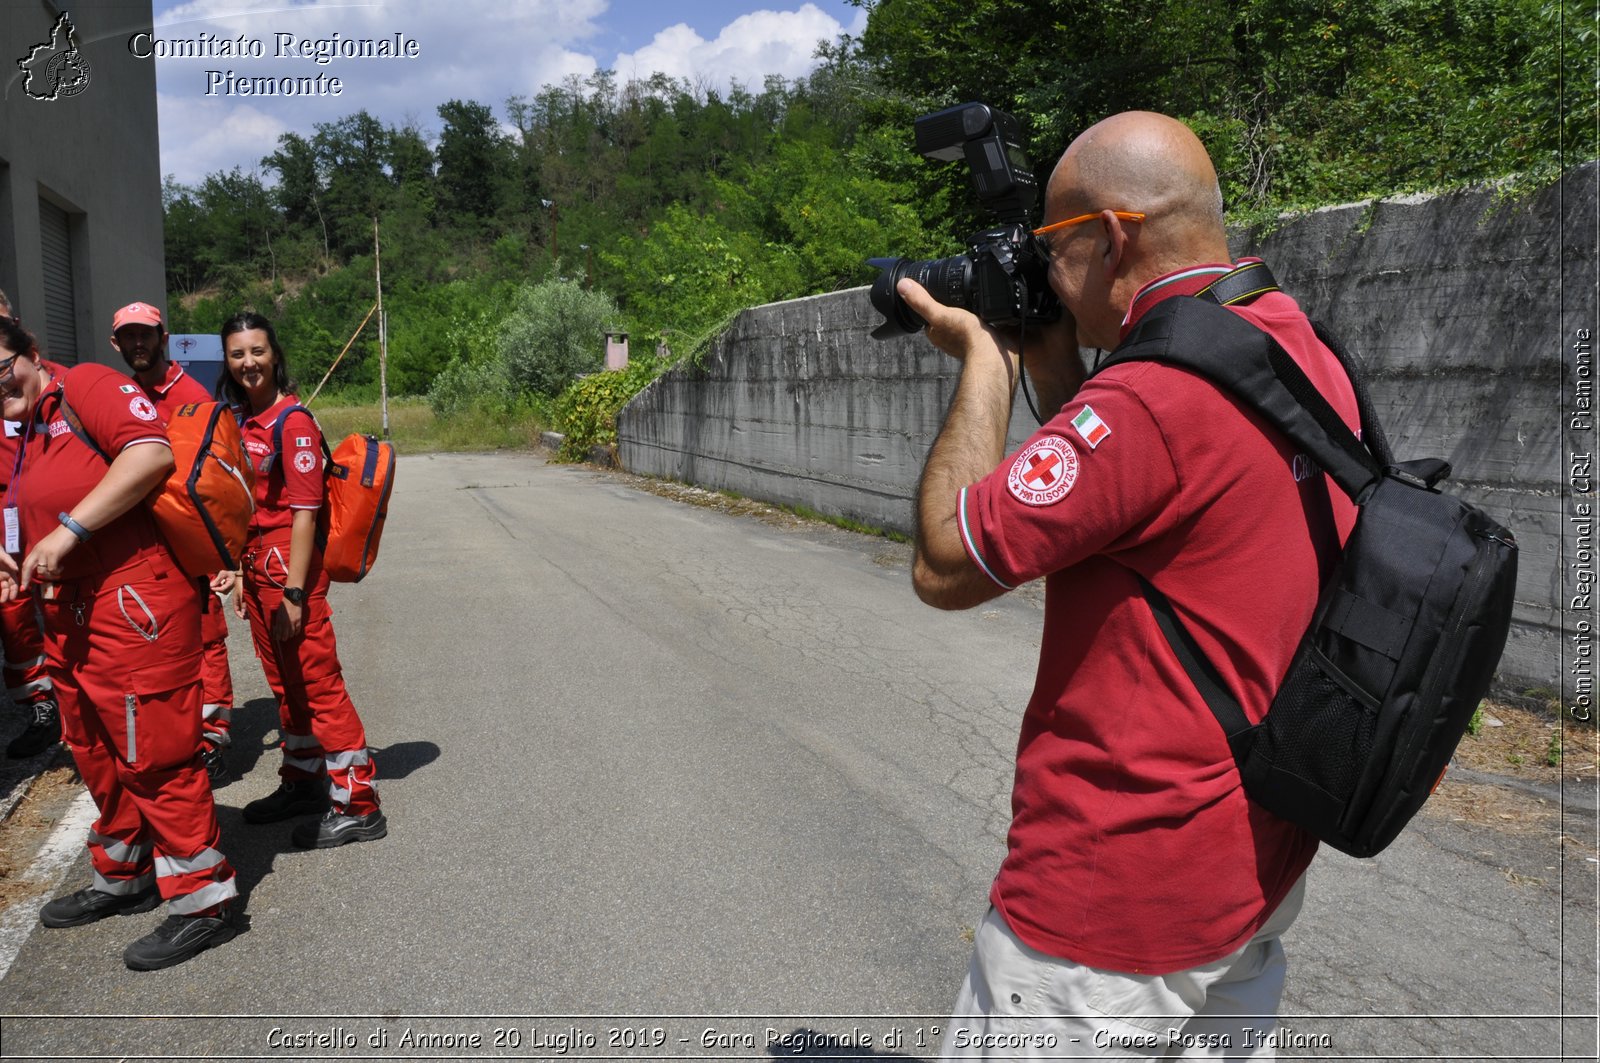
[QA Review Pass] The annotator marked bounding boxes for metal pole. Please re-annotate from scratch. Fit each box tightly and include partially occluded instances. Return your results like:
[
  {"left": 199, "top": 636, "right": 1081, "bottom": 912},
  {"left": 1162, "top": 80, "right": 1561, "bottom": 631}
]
[{"left": 374, "top": 215, "right": 389, "bottom": 439}]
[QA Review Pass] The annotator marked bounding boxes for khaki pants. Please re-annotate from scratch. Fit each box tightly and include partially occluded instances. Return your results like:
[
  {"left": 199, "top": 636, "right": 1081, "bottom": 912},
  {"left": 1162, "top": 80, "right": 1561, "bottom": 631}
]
[{"left": 942, "top": 876, "right": 1306, "bottom": 1060}]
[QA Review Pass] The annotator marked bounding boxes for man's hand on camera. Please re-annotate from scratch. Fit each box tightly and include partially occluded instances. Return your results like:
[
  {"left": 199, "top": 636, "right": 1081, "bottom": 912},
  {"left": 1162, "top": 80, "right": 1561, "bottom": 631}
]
[{"left": 896, "top": 277, "right": 1020, "bottom": 386}]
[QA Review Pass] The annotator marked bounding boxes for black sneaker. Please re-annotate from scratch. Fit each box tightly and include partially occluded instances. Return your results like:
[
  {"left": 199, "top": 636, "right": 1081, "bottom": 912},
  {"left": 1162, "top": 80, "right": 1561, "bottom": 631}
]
[
  {"left": 291, "top": 809, "right": 387, "bottom": 849},
  {"left": 123, "top": 909, "right": 238, "bottom": 971},
  {"left": 200, "top": 745, "right": 233, "bottom": 788},
  {"left": 6, "top": 698, "right": 60, "bottom": 759},
  {"left": 40, "top": 884, "right": 160, "bottom": 928},
  {"left": 241, "top": 778, "right": 328, "bottom": 823}
]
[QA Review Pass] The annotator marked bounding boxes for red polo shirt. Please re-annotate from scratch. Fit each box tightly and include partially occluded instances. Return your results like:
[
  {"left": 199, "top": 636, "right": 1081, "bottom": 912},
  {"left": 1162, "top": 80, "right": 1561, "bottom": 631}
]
[
  {"left": 239, "top": 396, "right": 323, "bottom": 534},
  {"left": 14, "top": 364, "right": 172, "bottom": 581},
  {"left": 958, "top": 265, "right": 1359, "bottom": 974},
  {"left": 137, "top": 361, "right": 211, "bottom": 424}
]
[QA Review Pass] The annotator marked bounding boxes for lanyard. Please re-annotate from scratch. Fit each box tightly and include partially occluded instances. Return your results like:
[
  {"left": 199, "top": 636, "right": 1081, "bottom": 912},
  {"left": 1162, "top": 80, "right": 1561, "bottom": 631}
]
[{"left": 3, "top": 378, "right": 56, "bottom": 515}]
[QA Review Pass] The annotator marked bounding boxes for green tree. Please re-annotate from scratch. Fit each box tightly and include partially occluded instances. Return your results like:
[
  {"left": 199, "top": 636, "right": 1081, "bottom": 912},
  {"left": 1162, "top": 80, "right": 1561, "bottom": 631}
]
[
  {"left": 161, "top": 176, "right": 207, "bottom": 296},
  {"left": 435, "top": 99, "right": 508, "bottom": 225},
  {"left": 261, "top": 131, "right": 327, "bottom": 251},
  {"left": 606, "top": 202, "right": 789, "bottom": 343},
  {"left": 312, "top": 111, "right": 393, "bottom": 255}
]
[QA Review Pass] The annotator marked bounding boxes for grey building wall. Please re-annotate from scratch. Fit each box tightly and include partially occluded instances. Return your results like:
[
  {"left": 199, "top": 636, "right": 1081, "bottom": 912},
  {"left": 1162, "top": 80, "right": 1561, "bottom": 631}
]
[
  {"left": 1, "top": 0, "right": 163, "bottom": 364},
  {"left": 618, "top": 165, "right": 1598, "bottom": 694}
]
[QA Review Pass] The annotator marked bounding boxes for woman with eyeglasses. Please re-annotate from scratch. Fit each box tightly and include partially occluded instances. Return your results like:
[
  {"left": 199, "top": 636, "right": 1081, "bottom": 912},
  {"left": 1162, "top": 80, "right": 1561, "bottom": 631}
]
[
  {"left": 220, "top": 311, "right": 384, "bottom": 850},
  {"left": 0, "top": 296, "right": 61, "bottom": 761},
  {"left": 0, "top": 315, "right": 238, "bottom": 971}
]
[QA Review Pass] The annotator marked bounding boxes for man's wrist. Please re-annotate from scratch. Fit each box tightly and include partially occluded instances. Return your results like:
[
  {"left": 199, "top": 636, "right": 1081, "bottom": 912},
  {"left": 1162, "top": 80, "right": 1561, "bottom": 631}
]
[{"left": 282, "top": 586, "right": 306, "bottom": 606}]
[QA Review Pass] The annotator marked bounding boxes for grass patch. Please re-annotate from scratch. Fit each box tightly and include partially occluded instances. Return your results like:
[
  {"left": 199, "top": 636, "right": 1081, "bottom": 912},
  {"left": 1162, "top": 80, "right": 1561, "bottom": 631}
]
[
  {"left": 305, "top": 397, "right": 549, "bottom": 453},
  {"left": 778, "top": 500, "right": 912, "bottom": 543},
  {"left": 631, "top": 477, "right": 913, "bottom": 542}
]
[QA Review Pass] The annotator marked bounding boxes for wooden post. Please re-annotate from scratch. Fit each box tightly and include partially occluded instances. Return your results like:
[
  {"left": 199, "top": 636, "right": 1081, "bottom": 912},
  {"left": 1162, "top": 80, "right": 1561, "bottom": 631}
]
[{"left": 374, "top": 215, "right": 389, "bottom": 439}]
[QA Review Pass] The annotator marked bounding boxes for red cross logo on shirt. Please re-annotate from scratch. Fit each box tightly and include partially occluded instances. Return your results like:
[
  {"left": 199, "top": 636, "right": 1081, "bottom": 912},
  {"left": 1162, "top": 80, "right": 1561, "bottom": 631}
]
[
  {"left": 1023, "top": 450, "right": 1062, "bottom": 490},
  {"left": 1007, "top": 436, "right": 1079, "bottom": 507}
]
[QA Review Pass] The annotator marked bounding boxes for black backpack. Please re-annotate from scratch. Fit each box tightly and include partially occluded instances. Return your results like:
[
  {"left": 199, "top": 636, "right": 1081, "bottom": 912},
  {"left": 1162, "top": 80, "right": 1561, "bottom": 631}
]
[{"left": 1097, "top": 265, "right": 1518, "bottom": 857}]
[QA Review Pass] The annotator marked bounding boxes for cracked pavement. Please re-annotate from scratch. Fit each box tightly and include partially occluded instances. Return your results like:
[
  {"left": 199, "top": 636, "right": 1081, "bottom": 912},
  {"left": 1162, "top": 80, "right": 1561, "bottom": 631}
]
[{"left": 0, "top": 451, "right": 1591, "bottom": 1061}]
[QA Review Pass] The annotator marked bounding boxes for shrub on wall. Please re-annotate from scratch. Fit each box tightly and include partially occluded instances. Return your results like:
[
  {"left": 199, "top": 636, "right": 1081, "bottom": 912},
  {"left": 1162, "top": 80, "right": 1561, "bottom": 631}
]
[{"left": 551, "top": 357, "right": 666, "bottom": 462}]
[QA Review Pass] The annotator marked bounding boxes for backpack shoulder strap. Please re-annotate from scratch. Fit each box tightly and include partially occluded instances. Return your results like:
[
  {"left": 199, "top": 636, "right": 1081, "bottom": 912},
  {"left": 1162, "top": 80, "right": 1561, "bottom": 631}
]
[
  {"left": 265, "top": 403, "right": 322, "bottom": 474},
  {"left": 1097, "top": 293, "right": 1381, "bottom": 501},
  {"left": 1309, "top": 319, "right": 1394, "bottom": 468},
  {"left": 1197, "top": 259, "right": 1395, "bottom": 475},
  {"left": 55, "top": 386, "right": 112, "bottom": 465}
]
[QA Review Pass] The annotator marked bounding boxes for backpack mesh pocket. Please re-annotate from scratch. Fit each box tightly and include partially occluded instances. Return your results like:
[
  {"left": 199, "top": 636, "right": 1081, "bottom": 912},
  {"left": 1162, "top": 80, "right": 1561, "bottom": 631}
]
[{"left": 1255, "top": 647, "right": 1378, "bottom": 802}]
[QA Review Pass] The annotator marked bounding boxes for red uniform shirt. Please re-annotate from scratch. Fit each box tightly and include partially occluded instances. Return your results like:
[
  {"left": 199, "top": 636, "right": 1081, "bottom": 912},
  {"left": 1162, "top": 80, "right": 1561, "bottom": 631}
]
[
  {"left": 240, "top": 396, "right": 323, "bottom": 534},
  {"left": 12, "top": 364, "right": 172, "bottom": 581},
  {"left": 959, "top": 265, "right": 1360, "bottom": 974},
  {"left": 138, "top": 361, "right": 211, "bottom": 424}
]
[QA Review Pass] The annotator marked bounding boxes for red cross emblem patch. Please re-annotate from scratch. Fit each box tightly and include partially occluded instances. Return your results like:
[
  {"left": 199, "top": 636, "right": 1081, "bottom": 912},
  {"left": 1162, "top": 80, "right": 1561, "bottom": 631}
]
[{"left": 1007, "top": 436, "right": 1079, "bottom": 506}]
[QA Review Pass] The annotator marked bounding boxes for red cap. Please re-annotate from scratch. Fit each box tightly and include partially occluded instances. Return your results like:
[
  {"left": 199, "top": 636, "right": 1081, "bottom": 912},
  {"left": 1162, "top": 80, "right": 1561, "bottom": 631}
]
[{"left": 112, "top": 302, "right": 162, "bottom": 333}]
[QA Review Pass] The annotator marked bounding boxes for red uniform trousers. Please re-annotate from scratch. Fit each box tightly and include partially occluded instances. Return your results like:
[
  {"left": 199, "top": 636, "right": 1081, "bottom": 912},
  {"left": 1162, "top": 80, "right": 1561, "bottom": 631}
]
[
  {"left": 42, "top": 553, "right": 237, "bottom": 915},
  {"left": 0, "top": 591, "right": 54, "bottom": 705},
  {"left": 197, "top": 583, "right": 233, "bottom": 750},
  {"left": 240, "top": 528, "right": 378, "bottom": 816}
]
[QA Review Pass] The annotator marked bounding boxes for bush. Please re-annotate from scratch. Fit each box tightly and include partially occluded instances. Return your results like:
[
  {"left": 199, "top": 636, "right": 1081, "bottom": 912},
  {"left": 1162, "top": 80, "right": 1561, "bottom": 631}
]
[
  {"left": 497, "top": 277, "right": 621, "bottom": 397},
  {"left": 550, "top": 357, "right": 667, "bottom": 461},
  {"left": 426, "top": 356, "right": 518, "bottom": 417}
]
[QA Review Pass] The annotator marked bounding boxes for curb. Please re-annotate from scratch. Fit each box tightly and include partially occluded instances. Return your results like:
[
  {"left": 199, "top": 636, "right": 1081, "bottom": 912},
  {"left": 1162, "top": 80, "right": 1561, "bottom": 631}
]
[
  {"left": 0, "top": 745, "right": 66, "bottom": 825},
  {"left": 1447, "top": 766, "right": 1597, "bottom": 817},
  {"left": 537, "top": 431, "right": 615, "bottom": 468}
]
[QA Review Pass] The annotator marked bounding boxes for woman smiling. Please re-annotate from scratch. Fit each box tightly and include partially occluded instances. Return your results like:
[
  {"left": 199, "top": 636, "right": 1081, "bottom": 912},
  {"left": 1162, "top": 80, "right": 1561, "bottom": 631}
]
[{"left": 220, "top": 311, "right": 385, "bottom": 849}]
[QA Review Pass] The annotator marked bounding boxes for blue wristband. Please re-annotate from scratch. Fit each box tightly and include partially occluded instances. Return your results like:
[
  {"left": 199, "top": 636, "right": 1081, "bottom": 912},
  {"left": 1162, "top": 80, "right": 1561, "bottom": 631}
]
[{"left": 58, "top": 512, "right": 92, "bottom": 543}]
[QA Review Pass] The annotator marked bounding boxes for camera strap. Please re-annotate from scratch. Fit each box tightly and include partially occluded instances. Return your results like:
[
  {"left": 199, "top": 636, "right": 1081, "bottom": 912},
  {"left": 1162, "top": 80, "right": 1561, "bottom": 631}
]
[{"left": 1195, "top": 260, "right": 1280, "bottom": 307}]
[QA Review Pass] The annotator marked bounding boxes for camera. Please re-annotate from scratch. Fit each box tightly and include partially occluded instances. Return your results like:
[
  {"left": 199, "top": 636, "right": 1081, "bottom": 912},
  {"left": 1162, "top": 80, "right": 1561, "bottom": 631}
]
[{"left": 868, "top": 102, "right": 1060, "bottom": 340}]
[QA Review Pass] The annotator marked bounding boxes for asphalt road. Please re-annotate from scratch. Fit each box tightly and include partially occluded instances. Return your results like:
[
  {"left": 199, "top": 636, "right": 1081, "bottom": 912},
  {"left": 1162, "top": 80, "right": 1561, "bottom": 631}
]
[{"left": 0, "top": 451, "right": 1592, "bottom": 1062}]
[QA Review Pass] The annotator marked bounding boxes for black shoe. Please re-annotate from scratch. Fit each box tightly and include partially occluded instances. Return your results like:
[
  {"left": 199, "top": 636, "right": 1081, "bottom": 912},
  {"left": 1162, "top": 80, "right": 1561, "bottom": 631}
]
[
  {"left": 200, "top": 745, "right": 233, "bottom": 788},
  {"left": 241, "top": 778, "right": 328, "bottom": 823},
  {"left": 6, "top": 698, "right": 60, "bottom": 759},
  {"left": 123, "top": 909, "right": 238, "bottom": 971},
  {"left": 292, "top": 809, "right": 387, "bottom": 849},
  {"left": 40, "top": 884, "right": 160, "bottom": 928}
]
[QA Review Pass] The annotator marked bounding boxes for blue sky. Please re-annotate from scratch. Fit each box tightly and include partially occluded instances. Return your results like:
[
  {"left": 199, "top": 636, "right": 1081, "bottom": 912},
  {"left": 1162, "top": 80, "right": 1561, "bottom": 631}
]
[{"left": 148, "top": 0, "right": 868, "bottom": 185}]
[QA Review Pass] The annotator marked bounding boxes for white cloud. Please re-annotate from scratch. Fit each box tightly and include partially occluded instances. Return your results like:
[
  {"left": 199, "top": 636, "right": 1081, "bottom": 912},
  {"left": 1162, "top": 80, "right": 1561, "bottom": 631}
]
[
  {"left": 157, "top": 93, "right": 288, "bottom": 183},
  {"left": 154, "top": 0, "right": 606, "bottom": 182},
  {"left": 611, "top": 4, "right": 850, "bottom": 91},
  {"left": 152, "top": 1, "right": 866, "bottom": 184}
]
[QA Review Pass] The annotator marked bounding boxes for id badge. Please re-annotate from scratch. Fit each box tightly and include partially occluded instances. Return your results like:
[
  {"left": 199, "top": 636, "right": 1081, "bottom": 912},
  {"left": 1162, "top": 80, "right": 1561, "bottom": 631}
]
[{"left": 3, "top": 506, "right": 17, "bottom": 555}]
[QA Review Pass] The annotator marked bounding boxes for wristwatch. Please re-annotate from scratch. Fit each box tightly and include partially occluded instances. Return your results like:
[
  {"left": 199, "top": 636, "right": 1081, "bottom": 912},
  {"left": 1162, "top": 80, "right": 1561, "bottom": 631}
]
[
  {"left": 57, "top": 512, "right": 91, "bottom": 542},
  {"left": 282, "top": 586, "right": 306, "bottom": 606}
]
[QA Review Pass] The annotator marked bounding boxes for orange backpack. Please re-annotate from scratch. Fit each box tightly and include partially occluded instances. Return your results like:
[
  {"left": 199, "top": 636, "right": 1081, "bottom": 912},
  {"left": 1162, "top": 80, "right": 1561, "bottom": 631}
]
[
  {"left": 270, "top": 405, "right": 395, "bottom": 582},
  {"left": 59, "top": 396, "right": 255, "bottom": 576}
]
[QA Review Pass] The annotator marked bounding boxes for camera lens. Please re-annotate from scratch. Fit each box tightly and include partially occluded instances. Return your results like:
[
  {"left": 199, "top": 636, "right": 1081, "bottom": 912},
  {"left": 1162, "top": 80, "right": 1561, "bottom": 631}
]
[{"left": 867, "top": 255, "right": 976, "bottom": 339}]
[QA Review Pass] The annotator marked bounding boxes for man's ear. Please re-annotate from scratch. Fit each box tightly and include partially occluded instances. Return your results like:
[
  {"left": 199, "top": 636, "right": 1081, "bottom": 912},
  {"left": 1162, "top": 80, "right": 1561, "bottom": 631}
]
[{"left": 1099, "top": 208, "right": 1131, "bottom": 281}]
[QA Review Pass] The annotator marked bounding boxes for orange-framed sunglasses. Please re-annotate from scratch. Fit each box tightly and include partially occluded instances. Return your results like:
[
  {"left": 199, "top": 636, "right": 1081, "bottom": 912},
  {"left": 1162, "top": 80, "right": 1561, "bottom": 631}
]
[{"left": 1032, "top": 210, "right": 1146, "bottom": 239}]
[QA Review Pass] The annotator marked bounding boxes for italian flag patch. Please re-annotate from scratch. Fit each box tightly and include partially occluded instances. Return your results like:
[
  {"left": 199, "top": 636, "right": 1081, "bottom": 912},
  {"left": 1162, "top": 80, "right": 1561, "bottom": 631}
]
[{"left": 1071, "top": 405, "right": 1111, "bottom": 449}]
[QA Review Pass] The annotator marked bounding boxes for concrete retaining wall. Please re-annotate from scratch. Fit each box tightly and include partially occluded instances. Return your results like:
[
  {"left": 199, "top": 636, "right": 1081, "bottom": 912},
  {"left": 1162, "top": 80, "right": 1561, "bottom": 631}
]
[{"left": 618, "top": 165, "right": 1598, "bottom": 694}]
